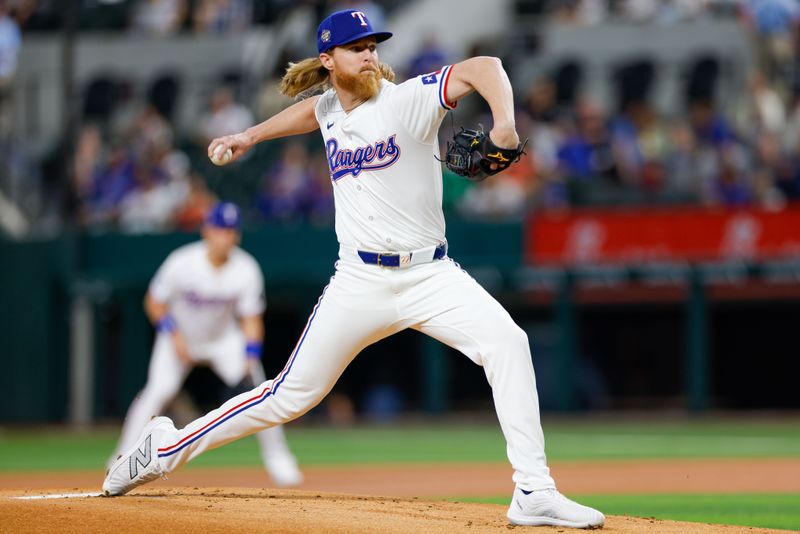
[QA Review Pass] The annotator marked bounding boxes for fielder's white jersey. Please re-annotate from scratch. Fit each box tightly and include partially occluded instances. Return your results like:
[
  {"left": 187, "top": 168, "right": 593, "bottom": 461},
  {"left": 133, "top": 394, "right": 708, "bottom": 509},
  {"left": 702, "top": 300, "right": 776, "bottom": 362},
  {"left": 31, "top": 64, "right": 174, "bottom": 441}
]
[
  {"left": 148, "top": 241, "right": 265, "bottom": 343},
  {"left": 315, "top": 65, "right": 457, "bottom": 252}
]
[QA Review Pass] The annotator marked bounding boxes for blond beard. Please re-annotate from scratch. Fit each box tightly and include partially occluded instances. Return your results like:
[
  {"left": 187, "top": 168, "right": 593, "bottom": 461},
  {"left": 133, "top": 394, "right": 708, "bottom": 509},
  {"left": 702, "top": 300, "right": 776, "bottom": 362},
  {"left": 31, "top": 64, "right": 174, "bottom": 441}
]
[{"left": 335, "top": 68, "right": 382, "bottom": 103}]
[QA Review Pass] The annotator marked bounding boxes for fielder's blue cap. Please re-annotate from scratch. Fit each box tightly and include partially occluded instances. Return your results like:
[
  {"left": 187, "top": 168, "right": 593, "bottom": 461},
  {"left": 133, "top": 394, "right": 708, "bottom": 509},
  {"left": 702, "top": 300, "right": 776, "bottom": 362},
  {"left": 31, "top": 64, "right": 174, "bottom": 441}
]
[
  {"left": 317, "top": 9, "right": 392, "bottom": 54},
  {"left": 205, "top": 202, "right": 241, "bottom": 230}
]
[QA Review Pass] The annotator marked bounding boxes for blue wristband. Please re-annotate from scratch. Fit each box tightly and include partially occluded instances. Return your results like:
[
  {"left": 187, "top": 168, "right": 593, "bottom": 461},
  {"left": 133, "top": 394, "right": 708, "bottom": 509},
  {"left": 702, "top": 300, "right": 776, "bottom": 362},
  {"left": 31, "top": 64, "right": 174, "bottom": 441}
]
[
  {"left": 246, "top": 341, "right": 263, "bottom": 360},
  {"left": 156, "top": 314, "right": 177, "bottom": 333}
]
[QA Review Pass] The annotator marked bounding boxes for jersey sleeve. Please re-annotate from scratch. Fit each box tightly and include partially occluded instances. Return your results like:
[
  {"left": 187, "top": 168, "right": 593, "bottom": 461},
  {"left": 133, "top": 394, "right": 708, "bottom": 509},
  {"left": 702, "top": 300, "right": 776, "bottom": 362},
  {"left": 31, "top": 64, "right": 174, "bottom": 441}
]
[
  {"left": 148, "top": 252, "right": 180, "bottom": 303},
  {"left": 236, "top": 258, "right": 266, "bottom": 318},
  {"left": 389, "top": 64, "right": 457, "bottom": 145},
  {"left": 314, "top": 89, "right": 336, "bottom": 128},
  {"left": 313, "top": 94, "right": 323, "bottom": 125}
]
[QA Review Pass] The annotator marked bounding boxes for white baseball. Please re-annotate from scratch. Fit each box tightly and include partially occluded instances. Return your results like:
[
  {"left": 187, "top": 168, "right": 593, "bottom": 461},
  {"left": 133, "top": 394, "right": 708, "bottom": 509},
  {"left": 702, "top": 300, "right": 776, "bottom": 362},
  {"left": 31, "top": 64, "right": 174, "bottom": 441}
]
[{"left": 210, "top": 145, "right": 233, "bottom": 166}]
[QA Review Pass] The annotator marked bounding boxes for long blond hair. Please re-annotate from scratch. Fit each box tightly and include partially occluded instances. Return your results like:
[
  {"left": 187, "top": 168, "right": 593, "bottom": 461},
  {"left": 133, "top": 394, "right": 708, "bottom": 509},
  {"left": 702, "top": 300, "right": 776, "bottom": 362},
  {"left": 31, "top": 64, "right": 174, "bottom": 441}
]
[{"left": 279, "top": 57, "right": 396, "bottom": 99}]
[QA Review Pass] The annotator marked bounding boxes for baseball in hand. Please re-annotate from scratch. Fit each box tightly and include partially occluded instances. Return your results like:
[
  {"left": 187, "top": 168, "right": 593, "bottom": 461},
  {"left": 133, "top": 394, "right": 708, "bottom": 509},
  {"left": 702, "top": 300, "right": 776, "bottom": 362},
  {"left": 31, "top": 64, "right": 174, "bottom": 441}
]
[{"left": 210, "top": 145, "right": 233, "bottom": 166}]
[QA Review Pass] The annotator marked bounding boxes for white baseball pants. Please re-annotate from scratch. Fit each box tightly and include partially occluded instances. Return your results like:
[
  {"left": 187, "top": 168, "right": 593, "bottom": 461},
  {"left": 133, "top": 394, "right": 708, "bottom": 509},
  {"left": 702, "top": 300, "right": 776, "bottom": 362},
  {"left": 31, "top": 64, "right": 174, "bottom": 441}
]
[
  {"left": 157, "top": 255, "right": 556, "bottom": 490},
  {"left": 113, "top": 328, "right": 296, "bottom": 470}
]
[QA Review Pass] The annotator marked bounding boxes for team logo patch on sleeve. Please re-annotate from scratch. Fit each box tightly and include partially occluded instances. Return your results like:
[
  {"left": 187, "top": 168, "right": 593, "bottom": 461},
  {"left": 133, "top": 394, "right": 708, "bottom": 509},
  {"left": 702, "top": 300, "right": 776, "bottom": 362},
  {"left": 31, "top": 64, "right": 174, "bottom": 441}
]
[{"left": 421, "top": 71, "right": 440, "bottom": 85}]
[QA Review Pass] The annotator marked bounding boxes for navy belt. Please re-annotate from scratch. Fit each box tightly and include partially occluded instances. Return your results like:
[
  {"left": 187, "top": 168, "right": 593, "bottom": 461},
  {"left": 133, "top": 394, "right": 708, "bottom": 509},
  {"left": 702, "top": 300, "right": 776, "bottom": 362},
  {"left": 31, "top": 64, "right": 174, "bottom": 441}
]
[{"left": 357, "top": 243, "right": 447, "bottom": 268}]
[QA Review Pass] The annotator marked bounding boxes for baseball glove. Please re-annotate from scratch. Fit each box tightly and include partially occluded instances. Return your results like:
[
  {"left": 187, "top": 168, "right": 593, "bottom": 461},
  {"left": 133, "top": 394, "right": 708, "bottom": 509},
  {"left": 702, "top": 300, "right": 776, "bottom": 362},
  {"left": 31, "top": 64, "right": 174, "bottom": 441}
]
[{"left": 444, "top": 127, "right": 527, "bottom": 182}]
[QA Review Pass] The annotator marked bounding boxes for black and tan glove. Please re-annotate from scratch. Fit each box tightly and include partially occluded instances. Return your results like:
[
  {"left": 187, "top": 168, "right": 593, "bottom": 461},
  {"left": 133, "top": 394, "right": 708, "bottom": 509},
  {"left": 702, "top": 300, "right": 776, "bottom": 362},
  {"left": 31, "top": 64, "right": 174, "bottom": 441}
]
[{"left": 444, "top": 127, "right": 527, "bottom": 182}]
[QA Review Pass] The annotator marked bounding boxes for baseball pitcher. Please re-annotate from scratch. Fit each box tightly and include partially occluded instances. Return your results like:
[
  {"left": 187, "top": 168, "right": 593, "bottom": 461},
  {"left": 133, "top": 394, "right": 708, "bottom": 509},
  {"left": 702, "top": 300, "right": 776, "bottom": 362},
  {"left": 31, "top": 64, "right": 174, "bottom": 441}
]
[{"left": 104, "top": 10, "right": 603, "bottom": 529}]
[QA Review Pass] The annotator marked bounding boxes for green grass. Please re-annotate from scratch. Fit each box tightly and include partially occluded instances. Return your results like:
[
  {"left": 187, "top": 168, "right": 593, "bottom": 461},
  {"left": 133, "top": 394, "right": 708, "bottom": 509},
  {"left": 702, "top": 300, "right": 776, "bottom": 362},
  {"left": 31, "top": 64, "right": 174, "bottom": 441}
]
[
  {"left": 467, "top": 493, "right": 800, "bottom": 531},
  {"left": 0, "top": 418, "right": 798, "bottom": 471},
  {"left": 543, "top": 420, "right": 800, "bottom": 461}
]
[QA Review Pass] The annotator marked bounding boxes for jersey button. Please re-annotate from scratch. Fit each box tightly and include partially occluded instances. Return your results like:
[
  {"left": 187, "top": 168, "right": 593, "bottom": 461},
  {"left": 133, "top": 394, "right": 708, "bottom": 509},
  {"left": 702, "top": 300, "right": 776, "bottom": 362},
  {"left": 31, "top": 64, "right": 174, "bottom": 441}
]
[
  {"left": 356, "top": 185, "right": 362, "bottom": 191},
  {"left": 368, "top": 216, "right": 374, "bottom": 221},
  {"left": 386, "top": 238, "right": 392, "bottom": 244}
]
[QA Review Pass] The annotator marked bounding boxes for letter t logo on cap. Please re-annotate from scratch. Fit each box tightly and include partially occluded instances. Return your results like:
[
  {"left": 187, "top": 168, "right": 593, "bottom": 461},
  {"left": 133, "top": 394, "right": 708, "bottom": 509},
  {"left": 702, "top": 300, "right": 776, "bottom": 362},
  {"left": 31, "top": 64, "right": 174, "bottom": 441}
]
[{"left": 351, "top": 11, "right": 368, "bottom": 26}]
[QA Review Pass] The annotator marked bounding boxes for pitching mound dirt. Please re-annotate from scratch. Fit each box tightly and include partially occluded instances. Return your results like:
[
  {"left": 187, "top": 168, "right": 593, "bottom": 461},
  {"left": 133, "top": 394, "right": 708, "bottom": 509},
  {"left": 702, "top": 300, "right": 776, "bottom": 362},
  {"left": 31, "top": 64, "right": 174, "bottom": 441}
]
[{"left": 0, "top": 488, "right": 792, "bottom": 533}]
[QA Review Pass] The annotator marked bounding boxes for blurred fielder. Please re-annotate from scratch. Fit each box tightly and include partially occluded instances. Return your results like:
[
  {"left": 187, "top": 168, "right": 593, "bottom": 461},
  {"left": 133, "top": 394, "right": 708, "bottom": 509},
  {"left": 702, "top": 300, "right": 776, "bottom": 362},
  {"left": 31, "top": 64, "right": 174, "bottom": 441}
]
[
  {"left": 104, "top": 9, "right": 603, "bottom": 529},
  {"left": 107, "top": 201, "right": 303, "bottom": 487}
]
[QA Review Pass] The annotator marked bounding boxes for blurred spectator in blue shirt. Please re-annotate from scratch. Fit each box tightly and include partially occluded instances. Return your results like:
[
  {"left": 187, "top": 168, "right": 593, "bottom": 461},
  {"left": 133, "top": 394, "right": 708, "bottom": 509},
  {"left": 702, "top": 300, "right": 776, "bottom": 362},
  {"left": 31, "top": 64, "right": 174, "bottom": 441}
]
[
  {"left": 711, "top": 143, "right": 753, "bottom": 206},
  {"left": 0, "top": 0, "right": 21, "bottom": 138},
  {"left": 406, "top": 35, "right": 449, "bottom": 78},
  {"left": 304, "top": 150, "right": 335, "bottom": 225},
  {"left": 688, "top": 99, "right": 736, "bottom": 148},
  {"left": 740, "top": 0, "right": 800, "bottom": 99},
  {"left": 742, "top": 0, "right": 800, "bottom": 35},
  {"left": 557, "top": 98, "right": 618, "bottom": 181},
  {"left": 257, "top": 141, "right": 313, "bottom": 221},
  {"left": 83, "top": 142, "right": 138, "bottom": 226},
  {"left": 0, "top": 0, "right": 19, "bottom": 81}
]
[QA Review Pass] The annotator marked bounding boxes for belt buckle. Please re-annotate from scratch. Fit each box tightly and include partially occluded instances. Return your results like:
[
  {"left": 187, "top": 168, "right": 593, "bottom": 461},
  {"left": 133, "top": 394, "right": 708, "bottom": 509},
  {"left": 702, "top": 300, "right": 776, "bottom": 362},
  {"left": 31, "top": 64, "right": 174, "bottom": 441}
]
[{"left": 377, "top": 253, "right": 397, "bottom": 267}]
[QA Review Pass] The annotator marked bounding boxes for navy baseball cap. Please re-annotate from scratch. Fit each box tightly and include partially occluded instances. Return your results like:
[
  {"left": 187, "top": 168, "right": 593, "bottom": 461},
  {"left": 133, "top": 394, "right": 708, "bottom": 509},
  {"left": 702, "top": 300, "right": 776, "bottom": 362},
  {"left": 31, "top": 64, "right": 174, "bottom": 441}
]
[
  {"left": 205, "top": 202, "right": 241, "bottom": 230},
  {"left": 317, "top": 9, "right": 392, "bottom": 54}
]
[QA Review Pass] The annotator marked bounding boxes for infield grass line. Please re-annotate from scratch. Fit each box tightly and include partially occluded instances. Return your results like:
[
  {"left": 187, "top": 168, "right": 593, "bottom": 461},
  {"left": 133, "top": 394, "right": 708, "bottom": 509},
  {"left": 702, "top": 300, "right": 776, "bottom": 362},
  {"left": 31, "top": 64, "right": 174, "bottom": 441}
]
[{"left": 0, "top": 419, "right": 798, "bottom": 471}]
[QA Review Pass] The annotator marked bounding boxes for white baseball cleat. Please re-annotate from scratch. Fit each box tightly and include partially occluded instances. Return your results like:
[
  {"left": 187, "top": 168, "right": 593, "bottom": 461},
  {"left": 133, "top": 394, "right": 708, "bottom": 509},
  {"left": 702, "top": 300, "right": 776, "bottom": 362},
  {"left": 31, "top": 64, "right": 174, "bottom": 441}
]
[
  {"left": 102, "top": 416, "right": 176, "bottom": 496},
  {"left": 265, "top": 454, "right": 304, "bottom": 487},
  {"left": 507, "top": 487, "right": 605, "bottom": 529}
]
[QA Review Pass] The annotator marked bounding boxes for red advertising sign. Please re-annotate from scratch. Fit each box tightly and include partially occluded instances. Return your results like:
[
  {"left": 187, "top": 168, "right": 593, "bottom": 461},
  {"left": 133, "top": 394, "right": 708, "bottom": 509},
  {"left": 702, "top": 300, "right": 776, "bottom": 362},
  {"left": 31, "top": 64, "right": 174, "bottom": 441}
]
[{"left": 527, "top": 205, "right": 800, "bottom": 265}]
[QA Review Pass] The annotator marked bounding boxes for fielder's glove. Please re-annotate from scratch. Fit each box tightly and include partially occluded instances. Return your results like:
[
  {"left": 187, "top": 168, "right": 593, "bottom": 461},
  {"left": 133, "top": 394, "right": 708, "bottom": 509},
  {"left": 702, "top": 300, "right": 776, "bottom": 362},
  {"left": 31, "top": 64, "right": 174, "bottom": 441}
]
[{"left": 444, "top": 127, "right": 527, "bottom": 182}]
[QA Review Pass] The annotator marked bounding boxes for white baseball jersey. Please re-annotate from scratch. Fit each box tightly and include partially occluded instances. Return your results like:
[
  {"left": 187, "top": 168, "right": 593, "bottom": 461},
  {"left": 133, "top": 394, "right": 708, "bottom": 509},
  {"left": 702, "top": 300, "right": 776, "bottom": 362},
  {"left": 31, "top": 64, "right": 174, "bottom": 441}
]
[
  {"left": 149, "top": 241, "right": 265, "bottom": 343},
  {"left": 315, "top": 65, "right": 457, "bottom": 252}
]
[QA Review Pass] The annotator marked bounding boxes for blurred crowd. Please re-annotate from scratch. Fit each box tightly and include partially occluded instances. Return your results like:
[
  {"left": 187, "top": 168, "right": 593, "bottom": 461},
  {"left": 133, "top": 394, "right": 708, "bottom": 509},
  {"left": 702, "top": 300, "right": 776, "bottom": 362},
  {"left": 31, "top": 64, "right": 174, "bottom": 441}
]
[
  {"left": 1, "top": 0, "right": 398, "bottom": 35},
  {"left": 65, "top": 81, "right": 337, "bottom": 233},
  {"left": 482, "top": 69, "right": 800, "bottom": 218},
  {"left": 457, "top": 0, "right": 800, "bottom": 218},
  {"left": 2, "top": 0, "right": 800, "bottom": 234},
  {"left": 528, "top": 0, "right": 741, "bottom": 26},
  {"left": 0, "top": 0, "right": 752, "bottom": 35}
]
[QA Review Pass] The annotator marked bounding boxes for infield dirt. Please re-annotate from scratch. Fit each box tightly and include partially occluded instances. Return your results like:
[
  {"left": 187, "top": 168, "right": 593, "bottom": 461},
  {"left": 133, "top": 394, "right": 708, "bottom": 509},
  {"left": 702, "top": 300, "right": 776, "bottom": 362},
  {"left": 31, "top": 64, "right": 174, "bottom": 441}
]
[{"left": 0, "top": 487, "right": 794, "bottom": 534}]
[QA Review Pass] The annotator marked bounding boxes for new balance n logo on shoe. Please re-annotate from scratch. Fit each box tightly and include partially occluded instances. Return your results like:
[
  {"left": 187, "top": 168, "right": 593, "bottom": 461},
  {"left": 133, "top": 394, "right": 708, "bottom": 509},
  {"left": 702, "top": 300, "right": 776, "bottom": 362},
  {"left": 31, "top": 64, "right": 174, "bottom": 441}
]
[{"left": 129, "top": 435, "right": 151, "bottom": 479}]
